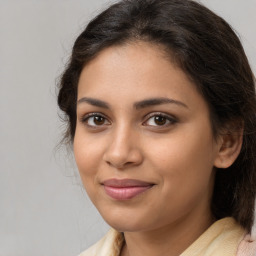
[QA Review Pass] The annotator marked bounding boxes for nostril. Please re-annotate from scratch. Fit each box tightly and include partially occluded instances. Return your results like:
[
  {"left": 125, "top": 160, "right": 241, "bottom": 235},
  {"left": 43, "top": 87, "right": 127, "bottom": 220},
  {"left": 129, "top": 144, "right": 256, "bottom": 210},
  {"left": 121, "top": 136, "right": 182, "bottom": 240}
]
[
  {"left": 124, "top": 161, "right": 135, "bottom": 167},
  {"left": 105, "top": 157, "right": 142, "bottom": 170},
  {"left": 102, "top": 137, "right": 143, "bottom": 169}
]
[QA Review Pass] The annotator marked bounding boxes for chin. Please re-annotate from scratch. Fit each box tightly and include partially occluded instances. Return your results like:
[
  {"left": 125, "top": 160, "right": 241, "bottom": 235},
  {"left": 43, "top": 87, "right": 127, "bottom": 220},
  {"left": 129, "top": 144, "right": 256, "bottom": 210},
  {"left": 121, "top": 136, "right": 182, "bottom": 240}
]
[
  {"left": 99, "top": 210, "right": 148, "bottom": 232},
  {"left": 107, "top": 220, "right": 144, "bottom": 233}
]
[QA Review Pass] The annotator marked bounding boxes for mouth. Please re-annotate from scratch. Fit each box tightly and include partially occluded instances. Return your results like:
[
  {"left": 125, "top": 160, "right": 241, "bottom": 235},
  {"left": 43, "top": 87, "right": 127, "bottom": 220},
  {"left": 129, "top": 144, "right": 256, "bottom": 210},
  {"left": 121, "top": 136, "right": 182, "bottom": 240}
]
[{"left": 102, "top": 179, "right": 154, "bottom": 200}]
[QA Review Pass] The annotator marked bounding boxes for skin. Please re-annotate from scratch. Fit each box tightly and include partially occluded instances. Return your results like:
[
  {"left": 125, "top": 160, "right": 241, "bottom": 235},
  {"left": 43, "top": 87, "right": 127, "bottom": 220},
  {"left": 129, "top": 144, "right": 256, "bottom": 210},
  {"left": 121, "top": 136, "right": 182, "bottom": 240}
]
[{"left": 74, "top": 42, "right": 241, "bottom": 256}]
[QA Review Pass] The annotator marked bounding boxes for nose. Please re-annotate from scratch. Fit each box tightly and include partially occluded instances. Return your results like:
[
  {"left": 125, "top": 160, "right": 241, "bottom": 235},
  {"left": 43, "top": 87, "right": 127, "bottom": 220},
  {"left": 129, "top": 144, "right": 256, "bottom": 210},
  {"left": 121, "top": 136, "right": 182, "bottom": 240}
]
[{"left": 103, "top": 125, "right": 143, "bottom": 169}]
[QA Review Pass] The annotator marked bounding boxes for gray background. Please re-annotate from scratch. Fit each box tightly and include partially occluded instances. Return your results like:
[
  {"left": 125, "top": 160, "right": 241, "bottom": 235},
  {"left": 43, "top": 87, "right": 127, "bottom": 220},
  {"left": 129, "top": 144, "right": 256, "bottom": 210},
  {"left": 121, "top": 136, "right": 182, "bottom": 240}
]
[{"left": 0, "top": 0, "right": 255, "bottom": 255}]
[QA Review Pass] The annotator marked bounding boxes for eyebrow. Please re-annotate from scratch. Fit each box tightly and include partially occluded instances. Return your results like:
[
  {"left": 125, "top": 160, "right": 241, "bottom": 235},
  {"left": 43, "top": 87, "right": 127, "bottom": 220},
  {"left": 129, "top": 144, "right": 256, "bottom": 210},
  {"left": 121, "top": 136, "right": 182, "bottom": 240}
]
[
  {"left": 77, "top": 97, "right": 110, "bottom": 109},
  {"left": 134, "top": 97, "right": 188, "bottom": 109},
  {"left": 77, "top": 97, "right": 188, "bottom": 109}
]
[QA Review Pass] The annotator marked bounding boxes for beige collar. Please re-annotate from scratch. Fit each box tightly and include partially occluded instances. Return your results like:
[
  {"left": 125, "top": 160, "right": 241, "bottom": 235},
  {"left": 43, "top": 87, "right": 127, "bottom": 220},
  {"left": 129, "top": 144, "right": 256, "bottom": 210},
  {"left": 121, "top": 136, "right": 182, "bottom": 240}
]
[
  {"left": 80, "top": 217, "right": 246, "bottom": 256},
  {"left": 181, "top": 217, "right": 245, "bottom": 256}
]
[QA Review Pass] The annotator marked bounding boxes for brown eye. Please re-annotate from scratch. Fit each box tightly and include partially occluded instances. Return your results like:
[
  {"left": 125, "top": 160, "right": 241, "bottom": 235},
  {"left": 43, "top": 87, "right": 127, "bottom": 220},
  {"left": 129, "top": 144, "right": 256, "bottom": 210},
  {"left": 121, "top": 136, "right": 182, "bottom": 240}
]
[
  {"left": 154, "top": 116, "right": 167, "bottom": 125},
  {"left": 93, "top": 116, "right": 105, "bottom": 125},
  {"left": 82, "top": 113, "right": 110, "bottom": 127},
  {"left": 143, "top": 113, "right": 177, "bottom": 127}
]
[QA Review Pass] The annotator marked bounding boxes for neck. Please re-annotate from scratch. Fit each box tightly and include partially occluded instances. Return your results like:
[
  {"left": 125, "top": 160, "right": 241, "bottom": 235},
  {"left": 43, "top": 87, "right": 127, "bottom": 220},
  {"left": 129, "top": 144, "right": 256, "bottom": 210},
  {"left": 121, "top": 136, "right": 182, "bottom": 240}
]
[{"left": 121, "top": 211, "right": 214, "bottom": 256}]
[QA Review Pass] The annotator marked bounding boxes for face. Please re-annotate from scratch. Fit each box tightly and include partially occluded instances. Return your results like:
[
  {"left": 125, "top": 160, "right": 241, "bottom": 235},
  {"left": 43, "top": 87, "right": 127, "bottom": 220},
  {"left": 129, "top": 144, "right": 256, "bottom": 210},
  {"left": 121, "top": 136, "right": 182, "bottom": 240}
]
[{"left": 74, "top": 42, "right": 221, "bottom": 233}]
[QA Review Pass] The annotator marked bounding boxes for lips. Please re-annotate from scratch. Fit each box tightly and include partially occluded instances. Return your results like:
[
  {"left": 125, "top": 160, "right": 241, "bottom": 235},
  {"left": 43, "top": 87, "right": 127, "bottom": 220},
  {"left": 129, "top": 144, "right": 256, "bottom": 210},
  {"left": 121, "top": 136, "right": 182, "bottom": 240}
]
[{"left": 102, "top": 179, "right": 154, "bottom": 200}]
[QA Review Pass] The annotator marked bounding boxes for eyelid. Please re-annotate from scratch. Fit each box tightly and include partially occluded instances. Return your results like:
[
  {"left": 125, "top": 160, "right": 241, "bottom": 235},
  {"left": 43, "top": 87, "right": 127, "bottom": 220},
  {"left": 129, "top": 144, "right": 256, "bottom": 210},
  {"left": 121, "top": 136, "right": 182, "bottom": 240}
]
[
  {"left": 79, "top": 112, "right": 111, "bottom": 126},
  {"left": 78, "top": 111, "right": 177, "bottom": 128},
  {"left": 142, "top": 112, "right": 177, "bottom": 126}
]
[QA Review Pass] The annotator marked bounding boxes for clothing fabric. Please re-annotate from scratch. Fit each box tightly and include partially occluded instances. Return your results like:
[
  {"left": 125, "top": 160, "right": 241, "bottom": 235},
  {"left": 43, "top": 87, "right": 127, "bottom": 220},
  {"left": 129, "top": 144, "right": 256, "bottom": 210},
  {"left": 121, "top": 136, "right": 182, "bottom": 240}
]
[{"left": 79, "top": 218, "right": 256, "bottom": 256}]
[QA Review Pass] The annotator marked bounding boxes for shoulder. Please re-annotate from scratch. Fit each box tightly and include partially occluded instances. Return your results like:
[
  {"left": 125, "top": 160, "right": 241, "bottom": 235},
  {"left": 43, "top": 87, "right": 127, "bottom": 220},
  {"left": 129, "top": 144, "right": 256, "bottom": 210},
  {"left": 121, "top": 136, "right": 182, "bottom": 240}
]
[{"left": 79, "top": 229, "right": 124, "bottom": 256}]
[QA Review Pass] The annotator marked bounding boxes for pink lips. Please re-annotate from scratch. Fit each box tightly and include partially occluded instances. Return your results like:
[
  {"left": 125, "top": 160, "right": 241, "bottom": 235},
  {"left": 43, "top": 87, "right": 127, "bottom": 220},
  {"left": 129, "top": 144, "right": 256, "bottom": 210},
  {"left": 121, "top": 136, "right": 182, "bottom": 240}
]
[{"left": 102, "top": 179, "right": 154, "bottom": 200}]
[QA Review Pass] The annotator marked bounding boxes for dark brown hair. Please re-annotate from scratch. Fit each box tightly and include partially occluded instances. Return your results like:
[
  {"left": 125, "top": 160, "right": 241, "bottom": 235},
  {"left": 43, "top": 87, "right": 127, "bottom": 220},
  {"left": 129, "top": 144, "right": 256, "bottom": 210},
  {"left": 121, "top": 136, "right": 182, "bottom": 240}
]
[{"left": 58, "top": 0, "right": 256, "bottom": 232}]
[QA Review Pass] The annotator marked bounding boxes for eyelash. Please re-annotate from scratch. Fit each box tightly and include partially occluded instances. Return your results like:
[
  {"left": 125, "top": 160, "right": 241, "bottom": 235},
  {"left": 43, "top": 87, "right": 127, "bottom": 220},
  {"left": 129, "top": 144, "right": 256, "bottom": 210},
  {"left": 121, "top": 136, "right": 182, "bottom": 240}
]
[
  {"left": 80, "top": 112, "right": 110, "bottom": 128},
  {"left": 143, "top": 112, "right": 177, "bottom": 127},
  {"left": 80, "top": 112, "right": 177, "bottom": 129}
]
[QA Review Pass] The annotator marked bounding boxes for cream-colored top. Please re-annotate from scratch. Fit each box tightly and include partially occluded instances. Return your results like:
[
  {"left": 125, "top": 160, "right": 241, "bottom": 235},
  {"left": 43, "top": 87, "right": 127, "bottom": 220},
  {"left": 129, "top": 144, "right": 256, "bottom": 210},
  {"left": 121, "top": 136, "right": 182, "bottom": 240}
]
[
  {"left": 79, "top": 218, "right": 255, "bottom": 256},
  {"left": 180, "top": 218, "right": 245, "bottom": 256}
]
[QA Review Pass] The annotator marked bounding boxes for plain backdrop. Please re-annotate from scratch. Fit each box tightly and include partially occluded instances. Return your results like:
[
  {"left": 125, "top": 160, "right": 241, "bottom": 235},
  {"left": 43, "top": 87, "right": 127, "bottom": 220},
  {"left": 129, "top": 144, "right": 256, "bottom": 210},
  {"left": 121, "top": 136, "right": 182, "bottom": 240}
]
[{"left": 0, "top": 0, "right": 255, "bottom": 255}]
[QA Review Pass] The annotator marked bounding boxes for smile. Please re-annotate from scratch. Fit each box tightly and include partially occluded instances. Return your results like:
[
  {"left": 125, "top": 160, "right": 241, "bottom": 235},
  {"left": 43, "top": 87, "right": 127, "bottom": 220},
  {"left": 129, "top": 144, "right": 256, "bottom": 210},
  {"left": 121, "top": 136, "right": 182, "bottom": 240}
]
[{"left": 102, "top": 179, "right": 154, "bottom": 200}]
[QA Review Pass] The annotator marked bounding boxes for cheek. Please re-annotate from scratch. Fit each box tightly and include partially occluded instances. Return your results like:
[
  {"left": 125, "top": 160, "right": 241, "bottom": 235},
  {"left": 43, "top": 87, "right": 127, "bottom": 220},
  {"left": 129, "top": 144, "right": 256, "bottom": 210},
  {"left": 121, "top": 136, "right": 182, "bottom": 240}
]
[
  {"left": 147, "top": 125, "right": 216, "bottom": 193},
  {"left": 73, "top": 130, "right": 104, "bottom": 184},
  {"left": 73, "top": 137, "right": 103, "bottom": 205},
  {"left": 146, "top": 140, "right": 215, "bottom": 222}
]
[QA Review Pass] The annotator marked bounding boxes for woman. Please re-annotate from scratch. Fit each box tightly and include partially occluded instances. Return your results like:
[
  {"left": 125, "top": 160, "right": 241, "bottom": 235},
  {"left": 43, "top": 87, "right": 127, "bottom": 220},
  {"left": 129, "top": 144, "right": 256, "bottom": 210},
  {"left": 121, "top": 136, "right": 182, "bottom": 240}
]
[{"left": 57, "top": 0, "right": 256, "bottom": 255}]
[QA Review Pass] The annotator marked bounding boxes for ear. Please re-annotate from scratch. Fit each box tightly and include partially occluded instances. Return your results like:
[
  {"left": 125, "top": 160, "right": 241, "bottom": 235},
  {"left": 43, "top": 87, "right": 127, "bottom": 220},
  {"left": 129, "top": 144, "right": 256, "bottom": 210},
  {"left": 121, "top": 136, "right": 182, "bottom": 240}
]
[{"left": 214, "top": 127, "right": 243, "bottom": 169}]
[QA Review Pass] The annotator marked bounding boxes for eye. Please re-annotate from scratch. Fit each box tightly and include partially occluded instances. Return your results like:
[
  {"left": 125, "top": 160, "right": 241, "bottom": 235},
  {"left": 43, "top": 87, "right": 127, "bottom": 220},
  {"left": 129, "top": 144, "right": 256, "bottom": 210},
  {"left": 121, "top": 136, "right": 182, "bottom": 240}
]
[
  {"left": 80, "top": 113, "right": 110, "bottom": 127},
  {"left": 143, "top": 113, "right": 177, "bottom": 127}
]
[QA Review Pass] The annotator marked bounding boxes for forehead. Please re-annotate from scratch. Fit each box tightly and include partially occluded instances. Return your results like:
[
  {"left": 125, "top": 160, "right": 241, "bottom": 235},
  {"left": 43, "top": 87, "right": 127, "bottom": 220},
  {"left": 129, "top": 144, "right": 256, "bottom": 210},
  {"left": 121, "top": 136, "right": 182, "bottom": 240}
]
[
  {"left": 77, "top": 42, "right": 207, "bottom": 113},
  {"left": 79, "top": 41, "right": 172, "bottom": 89}
]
